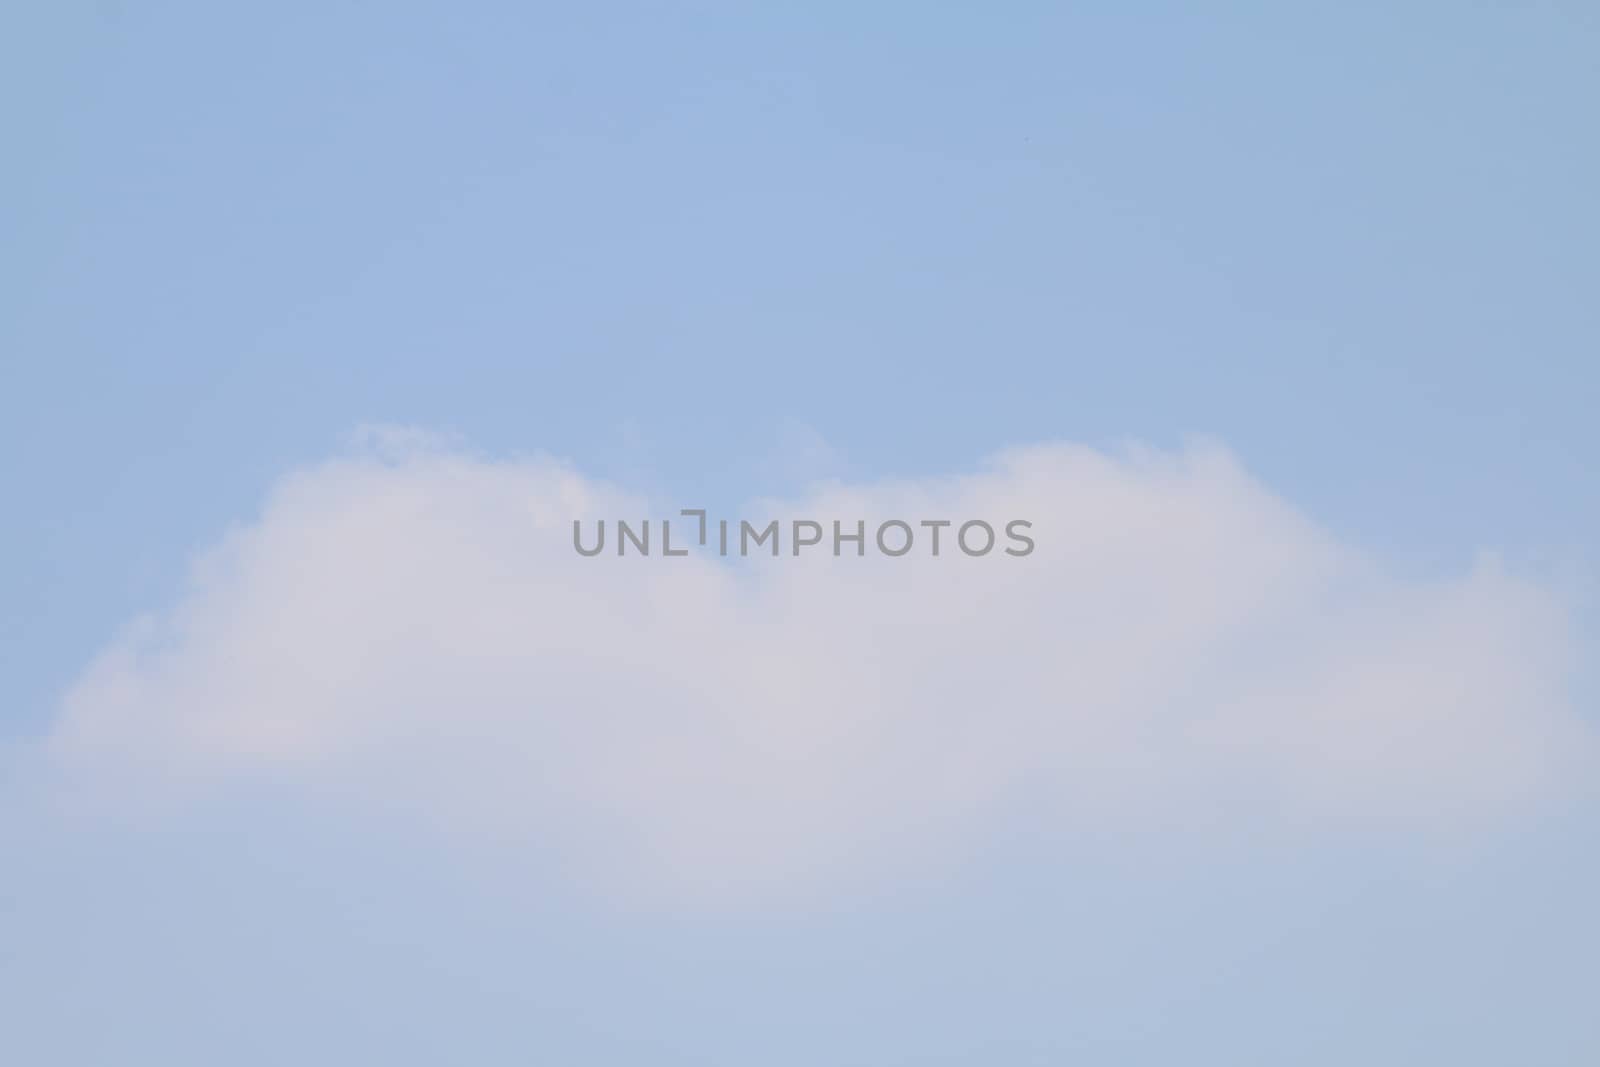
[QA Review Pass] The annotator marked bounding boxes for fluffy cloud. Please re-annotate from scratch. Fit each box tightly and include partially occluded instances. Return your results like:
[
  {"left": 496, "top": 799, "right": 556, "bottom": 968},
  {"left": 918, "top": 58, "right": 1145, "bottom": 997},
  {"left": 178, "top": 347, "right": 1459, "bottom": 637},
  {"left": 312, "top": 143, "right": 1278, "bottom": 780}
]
[{"left": 48, "top": 434, "right": 1592, "bottom": 897}]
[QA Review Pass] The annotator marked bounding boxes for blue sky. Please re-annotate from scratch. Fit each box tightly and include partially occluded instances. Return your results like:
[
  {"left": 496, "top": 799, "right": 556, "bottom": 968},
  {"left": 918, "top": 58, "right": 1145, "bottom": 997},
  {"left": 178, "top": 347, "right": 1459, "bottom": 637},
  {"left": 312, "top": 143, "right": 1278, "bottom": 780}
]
[{"left": 3, "top": 3, "right": 1599, "bottom": 1063}]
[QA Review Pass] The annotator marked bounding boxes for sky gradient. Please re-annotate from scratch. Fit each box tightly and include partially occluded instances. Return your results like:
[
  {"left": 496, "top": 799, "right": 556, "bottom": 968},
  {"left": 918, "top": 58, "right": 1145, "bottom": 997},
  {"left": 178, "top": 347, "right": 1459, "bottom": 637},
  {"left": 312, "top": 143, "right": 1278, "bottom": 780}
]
[{"left": 3, "top": 3, "right": 1598, "bottom": 1063}]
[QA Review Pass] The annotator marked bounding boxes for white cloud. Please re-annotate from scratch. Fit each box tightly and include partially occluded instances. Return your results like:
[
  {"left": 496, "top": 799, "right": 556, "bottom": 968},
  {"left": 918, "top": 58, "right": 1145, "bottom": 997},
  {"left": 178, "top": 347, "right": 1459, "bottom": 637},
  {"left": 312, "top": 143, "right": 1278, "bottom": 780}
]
[{"left": 47, "top": 435, "right": 1593, "bottom": 897}]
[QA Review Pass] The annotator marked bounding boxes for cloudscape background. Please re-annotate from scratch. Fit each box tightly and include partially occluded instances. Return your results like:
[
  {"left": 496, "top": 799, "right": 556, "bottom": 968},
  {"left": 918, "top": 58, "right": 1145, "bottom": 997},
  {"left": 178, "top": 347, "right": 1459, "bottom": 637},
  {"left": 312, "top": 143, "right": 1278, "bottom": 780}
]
[{"left": 4, "top": 3, "right": 1599, "bottom": 1064}]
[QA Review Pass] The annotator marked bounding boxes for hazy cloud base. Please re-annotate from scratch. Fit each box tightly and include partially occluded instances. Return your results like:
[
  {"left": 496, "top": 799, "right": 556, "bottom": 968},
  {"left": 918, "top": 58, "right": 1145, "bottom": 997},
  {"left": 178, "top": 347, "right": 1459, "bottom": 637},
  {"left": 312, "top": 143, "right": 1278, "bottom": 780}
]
[{"left": 46, "top": 434, "right": 1592, "bottom": 900}]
